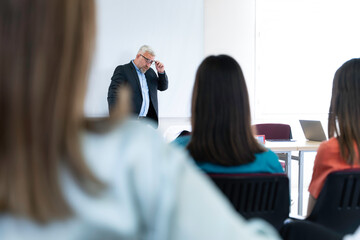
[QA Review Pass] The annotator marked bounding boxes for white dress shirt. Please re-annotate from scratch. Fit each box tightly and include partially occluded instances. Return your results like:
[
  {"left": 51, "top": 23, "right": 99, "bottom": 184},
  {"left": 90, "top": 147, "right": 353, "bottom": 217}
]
[{"left": 132, "top": 61, "right": 149, "bottom": 117}]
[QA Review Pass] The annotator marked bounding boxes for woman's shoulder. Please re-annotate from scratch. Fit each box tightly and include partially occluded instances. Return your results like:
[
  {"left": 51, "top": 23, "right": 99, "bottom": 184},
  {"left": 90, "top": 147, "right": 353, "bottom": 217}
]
[
  {"left": 255, "top": 148, "right": 279, "bottom": 160},
  {"left": 84, "top": 118, "right": 160, "bottom": 147},
  {"left": 82, "top": 118, "right": 188, "bottom": 180},
  {"left": 254, "top": 149, "right": 284, "bottom": 173},
  {"left": 172, "top": 135, "right": 191, "bottom": 147},
  {"left": 313, "top": 137, "right": 346, "bottom": 169},
  {"left": 320, "top": 137, "right": 339, "bottom": 147},
  {"left": 317, "top": 137, "right": 340, "bottom": 156}
]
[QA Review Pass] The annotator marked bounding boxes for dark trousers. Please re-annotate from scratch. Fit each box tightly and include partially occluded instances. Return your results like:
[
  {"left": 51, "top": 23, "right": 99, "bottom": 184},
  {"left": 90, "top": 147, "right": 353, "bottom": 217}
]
[{"left": 137, "top": 102, "right": 158, "bottom": 128}]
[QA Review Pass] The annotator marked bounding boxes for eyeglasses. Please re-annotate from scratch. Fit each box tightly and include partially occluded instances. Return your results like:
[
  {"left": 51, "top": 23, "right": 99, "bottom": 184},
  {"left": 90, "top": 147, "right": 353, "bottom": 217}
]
[{"left": 141, "top": 54, "right": 156, "bottom": 65}]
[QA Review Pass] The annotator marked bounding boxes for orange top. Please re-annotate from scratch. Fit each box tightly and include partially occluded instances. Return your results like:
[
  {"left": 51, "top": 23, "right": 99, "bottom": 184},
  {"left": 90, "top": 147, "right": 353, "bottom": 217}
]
[{"left": 308, "top": 137, "right": 360, "bottom": 199}]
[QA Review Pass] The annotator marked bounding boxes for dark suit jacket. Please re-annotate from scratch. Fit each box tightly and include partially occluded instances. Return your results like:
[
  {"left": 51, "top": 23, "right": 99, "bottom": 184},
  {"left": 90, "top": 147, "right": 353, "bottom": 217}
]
[{"left": 107, "top": 61, "right": 168, "bottom": 126}]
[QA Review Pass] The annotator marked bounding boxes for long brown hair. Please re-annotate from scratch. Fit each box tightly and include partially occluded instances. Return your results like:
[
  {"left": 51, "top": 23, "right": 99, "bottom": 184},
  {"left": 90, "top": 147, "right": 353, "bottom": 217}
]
[
  {"left": 0, "top": 0, "right": 110, "bottom": 222},
  {"left": 187, "top": 55, "right": 265, "bottom": 166},
  {"left": 328, "top": 58, "right": 360, "bottom": 165}
]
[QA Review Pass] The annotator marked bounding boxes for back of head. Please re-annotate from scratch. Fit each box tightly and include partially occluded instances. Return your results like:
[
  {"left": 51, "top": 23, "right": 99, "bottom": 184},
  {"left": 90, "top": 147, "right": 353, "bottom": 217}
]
[
  {"left": 138, "top": 45, "right": 155, "bottom": 56},
  {"left": 0, "top": 0, "right": 102, "bottom": 222},
  {"left": 329, "top": 58, "right": 360, "bottom": 164},
  {"left": 188, "top": 55, "right": 264, "bottom": 166}
]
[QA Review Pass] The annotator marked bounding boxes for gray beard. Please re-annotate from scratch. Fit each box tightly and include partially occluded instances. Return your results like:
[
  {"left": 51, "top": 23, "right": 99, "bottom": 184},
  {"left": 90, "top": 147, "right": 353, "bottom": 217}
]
[{"left": 140, "top": 67, "right": 149, "bottom": 74}]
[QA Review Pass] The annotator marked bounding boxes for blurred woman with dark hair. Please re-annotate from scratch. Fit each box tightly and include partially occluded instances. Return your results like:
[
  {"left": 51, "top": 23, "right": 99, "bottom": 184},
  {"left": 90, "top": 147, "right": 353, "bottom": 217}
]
[
  {"left": 307, "top": 58, "right": 360, "bottom": 215},
  {"left": 0, "top": 1, "right": 281, "bottom": 239},
  {"left": 174, "top": 55, "right": 283, "bottom": 174}
]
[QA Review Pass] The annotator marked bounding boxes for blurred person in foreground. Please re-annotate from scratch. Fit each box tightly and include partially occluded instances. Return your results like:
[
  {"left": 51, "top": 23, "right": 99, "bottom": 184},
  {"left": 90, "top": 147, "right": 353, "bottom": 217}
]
[{"left": 0, "top": 1, "right": 281, "bottom": 239}]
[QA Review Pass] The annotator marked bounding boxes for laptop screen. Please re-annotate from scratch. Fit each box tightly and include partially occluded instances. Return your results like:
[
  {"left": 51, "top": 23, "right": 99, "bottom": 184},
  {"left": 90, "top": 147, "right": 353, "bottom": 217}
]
[{"left": 299, "top": 120, "right": 327, "bottom": 142}]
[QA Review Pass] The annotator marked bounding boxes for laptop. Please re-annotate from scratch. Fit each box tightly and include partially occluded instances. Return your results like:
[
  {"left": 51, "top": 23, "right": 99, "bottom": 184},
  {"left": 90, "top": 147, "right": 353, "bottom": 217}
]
[{"left": 299, "top": 120, "right": 327, "bottom": 142}]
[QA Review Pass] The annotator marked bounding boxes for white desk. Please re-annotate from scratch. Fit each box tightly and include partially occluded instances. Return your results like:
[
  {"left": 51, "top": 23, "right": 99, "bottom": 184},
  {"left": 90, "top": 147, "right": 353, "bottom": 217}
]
[{"left": 265, "top": 140, "right": 321, "bottom": 216}]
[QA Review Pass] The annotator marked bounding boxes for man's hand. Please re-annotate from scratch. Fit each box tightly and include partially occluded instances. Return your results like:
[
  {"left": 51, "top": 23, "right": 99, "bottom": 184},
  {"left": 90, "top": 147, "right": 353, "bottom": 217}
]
[{"left": 155, "top": 61, "right": 165, "bottom": 73}]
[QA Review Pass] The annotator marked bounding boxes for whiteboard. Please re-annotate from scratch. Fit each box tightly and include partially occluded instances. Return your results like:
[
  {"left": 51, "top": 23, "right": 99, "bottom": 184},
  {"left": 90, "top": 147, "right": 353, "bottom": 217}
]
[{"left": 84, "top": 0, "right": 204, "bottom": 117}]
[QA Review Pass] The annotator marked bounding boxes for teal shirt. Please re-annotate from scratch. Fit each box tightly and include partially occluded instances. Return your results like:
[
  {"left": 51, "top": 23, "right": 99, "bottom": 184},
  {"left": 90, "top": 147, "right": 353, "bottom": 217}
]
[{"left": 173, "top": 135, "right": 284, "bottom": 174}]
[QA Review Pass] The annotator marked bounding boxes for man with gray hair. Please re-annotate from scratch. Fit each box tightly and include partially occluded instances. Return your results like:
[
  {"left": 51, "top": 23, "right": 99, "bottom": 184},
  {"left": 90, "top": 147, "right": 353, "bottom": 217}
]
[{"left": 107, "top": 45, "right": 168, "bottom": 128}]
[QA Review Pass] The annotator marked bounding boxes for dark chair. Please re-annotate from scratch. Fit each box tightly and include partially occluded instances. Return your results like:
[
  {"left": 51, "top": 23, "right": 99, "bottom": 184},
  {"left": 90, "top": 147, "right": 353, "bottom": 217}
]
[
  {"left": 208, "top": 173, "right": 290, "bottom": 230},
  {"left": 253, "top": 123, "right": 299, "bottom": 169},
  {"left": 177, "top": 130, "right": 191, "bottom": 138},
  {"left": 254, "top": 123, "right": 292, "bottom": 140},
  {"left": 280, "top": 220, "right": 344, "bottom": 240},
  {"left": 306, "top": 169, "right": 360, "bottom": 235}
]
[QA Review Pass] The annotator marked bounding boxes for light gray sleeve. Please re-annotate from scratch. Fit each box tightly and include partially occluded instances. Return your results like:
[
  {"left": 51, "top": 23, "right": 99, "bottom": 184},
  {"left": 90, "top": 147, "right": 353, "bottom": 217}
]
[{"left": 125, "top": 121, "right": 281, "bottom": 240}]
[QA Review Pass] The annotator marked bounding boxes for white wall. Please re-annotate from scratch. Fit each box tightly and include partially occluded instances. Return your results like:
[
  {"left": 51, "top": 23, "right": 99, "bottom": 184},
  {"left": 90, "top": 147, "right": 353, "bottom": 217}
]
[
  {"left": 87, "top": 0, "right": 360, "bottom": 139},
  {"left": 85, "top": 0, "right": 204, "bottom": 119},
  {"left": 204, "top": 0, "right": 360, "bottom": 140},
  {"left": 204, "top": 0, "right": 256, "bottom": 117},
  {"left": 254, "top": 0, "right": 360, "bottom": 139}
]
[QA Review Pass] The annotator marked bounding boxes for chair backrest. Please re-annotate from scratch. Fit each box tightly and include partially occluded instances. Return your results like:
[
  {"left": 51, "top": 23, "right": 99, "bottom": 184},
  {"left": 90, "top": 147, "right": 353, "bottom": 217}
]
[
  {"left": 177, "top": 130, "right": 191, "bottom": 138},
  {"left": 254, "top": 123, "right": 292, "bottom": 140},
  {"left": 307, "top": 169, "right": 360, "bottom": 234},
  {"left": 208, "top": 173, "right": 290, "bottom": 230}
]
